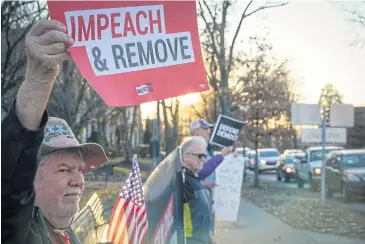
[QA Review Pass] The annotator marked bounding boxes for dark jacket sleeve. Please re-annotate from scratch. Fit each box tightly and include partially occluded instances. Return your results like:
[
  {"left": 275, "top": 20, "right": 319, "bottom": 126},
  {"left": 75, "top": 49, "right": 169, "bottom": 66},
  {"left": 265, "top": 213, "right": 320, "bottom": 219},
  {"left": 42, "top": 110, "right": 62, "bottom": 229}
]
[
  {"left": 198, "top": 154, "right": 224, "bottom": 180},
  {"left": 1, "top": 101, "right": 48, "bottom": 243}
]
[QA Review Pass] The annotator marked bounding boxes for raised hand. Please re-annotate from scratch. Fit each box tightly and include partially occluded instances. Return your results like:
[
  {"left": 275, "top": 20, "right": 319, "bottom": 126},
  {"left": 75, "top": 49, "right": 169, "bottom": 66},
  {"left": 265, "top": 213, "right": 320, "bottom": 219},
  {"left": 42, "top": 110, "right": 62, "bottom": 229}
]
[{"left": 25, "top": 19, "right": 73, "bottom": 79}]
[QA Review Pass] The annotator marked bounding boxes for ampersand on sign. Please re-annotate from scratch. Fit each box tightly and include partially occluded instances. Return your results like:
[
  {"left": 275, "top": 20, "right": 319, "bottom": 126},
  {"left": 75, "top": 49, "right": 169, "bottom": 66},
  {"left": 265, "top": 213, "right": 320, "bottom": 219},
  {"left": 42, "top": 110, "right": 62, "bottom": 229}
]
[{"left": 91, "top": 46, "right": 109, "bottom": 71}]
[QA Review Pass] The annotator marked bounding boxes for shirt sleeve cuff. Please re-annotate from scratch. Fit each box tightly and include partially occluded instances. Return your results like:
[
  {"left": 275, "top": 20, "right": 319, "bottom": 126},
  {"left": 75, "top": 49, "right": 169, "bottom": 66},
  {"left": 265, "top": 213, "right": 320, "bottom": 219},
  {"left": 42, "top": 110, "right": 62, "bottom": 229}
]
[{"left": 4, "top": 99, "right": 48, "bottom": 141}]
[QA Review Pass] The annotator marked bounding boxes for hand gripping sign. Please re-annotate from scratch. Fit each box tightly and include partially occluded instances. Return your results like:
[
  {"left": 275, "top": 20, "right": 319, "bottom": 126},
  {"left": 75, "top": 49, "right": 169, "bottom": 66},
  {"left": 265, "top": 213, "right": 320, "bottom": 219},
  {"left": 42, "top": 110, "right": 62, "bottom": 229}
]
[
  {"left": 210, "top": 115, "right": 245, "bottom": 147},
  {"left": 47, "top": 1, "right": 209, "bottom": 106}
]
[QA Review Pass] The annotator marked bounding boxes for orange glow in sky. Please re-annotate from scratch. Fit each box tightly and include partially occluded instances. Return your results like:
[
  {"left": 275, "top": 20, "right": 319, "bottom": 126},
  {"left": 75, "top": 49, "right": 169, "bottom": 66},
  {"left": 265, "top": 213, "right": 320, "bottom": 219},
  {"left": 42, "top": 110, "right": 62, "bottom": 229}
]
[{"left": 141, "top": 93, "right": 202, "bottom": 119}]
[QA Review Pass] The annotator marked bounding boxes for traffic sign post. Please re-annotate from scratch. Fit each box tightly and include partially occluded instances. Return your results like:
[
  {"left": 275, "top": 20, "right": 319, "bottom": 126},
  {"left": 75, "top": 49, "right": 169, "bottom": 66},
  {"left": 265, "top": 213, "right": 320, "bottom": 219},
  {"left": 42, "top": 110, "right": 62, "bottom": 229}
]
[
  {"left": 321, "top": 108, "right": 327, "bottom": 202},
  {"left": 291, "top": 103, "right": 354, "bottom": 203}
]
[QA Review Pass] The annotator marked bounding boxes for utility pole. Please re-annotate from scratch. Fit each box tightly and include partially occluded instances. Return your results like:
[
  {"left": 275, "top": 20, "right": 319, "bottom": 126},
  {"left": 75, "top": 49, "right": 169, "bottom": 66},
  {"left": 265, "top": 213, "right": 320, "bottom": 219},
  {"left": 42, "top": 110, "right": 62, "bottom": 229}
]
[{"left": 254, "top": 108, "right": 260, "bottom": 187}]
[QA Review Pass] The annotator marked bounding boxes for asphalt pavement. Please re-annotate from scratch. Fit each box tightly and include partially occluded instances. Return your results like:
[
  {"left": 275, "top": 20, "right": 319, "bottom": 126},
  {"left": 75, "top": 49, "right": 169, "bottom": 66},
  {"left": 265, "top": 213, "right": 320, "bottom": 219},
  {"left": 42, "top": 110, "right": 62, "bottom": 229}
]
[{"left": 244, "top": 169, "right": 365, "bottom": 214}]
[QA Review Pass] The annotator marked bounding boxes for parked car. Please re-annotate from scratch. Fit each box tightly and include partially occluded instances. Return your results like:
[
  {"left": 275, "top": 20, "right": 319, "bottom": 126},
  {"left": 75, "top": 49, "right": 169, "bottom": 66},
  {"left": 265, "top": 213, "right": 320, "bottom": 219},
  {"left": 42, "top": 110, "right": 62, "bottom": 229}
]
[
  {"left": 295, "top": 146, "right": 343, "bottom": 191},
  {"left": 249, "top": 148, "right": 281, "bottom": 173},
  {"left": 245, "top": 150, "right": 256, "bottom": 170},
  {"left": 325, "top": 149, "right": 365, "bottom": 202},
  {"left": 276, "top": 152, "right": 306, "bottom": 182},
  {"left": 236, "top": 147, "right": 251, "bottom": 157},
  {"left": 235, "top": 147, "right": 251, "bottom": 167}
]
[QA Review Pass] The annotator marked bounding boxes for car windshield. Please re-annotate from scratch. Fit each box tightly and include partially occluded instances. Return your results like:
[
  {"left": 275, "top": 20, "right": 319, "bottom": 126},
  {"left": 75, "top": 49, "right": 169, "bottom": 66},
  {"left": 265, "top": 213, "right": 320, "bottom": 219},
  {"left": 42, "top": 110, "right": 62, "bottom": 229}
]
[
  {"left": 310, "top": 149, "right": 340, "bottom": 162},
  {"left": 259, "top": 150, "right": 280, "bottom": 157},
  {"left": 285, "top": 154, "right": 305, "bottom": 163},
  {"left": 343, "top": 153, "right": 365, "bottom": 167}
]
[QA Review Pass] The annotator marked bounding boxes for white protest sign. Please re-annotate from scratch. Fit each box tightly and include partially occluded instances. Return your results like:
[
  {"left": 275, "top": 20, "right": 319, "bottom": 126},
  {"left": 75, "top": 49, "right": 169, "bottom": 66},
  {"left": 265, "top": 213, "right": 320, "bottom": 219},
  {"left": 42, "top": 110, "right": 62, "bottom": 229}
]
[{"left": 214, "top": 154, "right": 245, "bottom": 222}]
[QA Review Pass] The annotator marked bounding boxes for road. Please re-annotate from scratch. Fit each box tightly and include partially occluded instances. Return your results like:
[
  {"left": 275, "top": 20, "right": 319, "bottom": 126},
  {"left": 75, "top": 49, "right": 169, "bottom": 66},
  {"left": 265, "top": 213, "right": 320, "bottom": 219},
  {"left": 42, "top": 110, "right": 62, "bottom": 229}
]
[{"left": 244, "top": 169, "right": 365, "bottom": 214}]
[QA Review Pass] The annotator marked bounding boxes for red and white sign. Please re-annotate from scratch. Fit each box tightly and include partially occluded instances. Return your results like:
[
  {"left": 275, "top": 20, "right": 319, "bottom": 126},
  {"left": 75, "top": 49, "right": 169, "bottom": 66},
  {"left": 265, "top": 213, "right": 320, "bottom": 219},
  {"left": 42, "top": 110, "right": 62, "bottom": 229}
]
[
  {"left": 151, "top": 195, "right": 174, "bottom": 244},
  {"left": 47, "top": 1, "right": 208, "bottom": 106}
]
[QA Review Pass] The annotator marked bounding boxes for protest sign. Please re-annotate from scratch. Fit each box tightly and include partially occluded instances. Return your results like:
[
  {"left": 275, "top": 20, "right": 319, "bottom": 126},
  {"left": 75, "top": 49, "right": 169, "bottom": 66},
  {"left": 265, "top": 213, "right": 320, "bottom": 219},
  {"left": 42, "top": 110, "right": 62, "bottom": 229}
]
[
  {"left": 214, "top": 154, "right": 245, "bottom": 222},
  {"left": 47, "top": 1, "right": 208, "bottom": 106},
  {"left": 143, "top": 148, "right": 185, "bottom": 244},
  {"left": 210, "top": 115, "right": 245, "bottom": 147}
]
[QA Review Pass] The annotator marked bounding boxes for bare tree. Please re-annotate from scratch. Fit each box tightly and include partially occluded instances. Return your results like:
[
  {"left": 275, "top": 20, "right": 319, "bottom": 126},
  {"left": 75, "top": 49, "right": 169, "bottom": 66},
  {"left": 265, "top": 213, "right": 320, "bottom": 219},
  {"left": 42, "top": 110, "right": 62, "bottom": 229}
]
[
  {"left": 198, "top": 0, "right": 288, "bottom": 116},
  {"left": 119, "top": 106, "right": 139, "bottom": 162},
  {"left": 230, "top": 41, "right": 297, "bottom": 187},
  {"left": 161, "top": 98, "right": 181, "bottom": 154},
  {"left": 345, "top": 1, "right": 365, "bottom": 48},
  {"left": 47, "top": 61, "right": 111, "bottom": 137},
  {"left": 189, "top": 91, "right": 216, "bottom": 122},
  {"left": 1, "top": 1, "right": 48, "bottom": 111}
]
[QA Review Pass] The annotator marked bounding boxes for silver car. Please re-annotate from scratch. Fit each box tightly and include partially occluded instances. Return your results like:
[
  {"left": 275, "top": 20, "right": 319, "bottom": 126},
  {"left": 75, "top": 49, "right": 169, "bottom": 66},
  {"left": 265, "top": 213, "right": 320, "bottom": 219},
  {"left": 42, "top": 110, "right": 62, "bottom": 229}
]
[
  {"left": 295, "top": 146, "right": 343, "bottom": 191},
  {"left": 249, "top": 148, "right": 281, "bottom": 173}
]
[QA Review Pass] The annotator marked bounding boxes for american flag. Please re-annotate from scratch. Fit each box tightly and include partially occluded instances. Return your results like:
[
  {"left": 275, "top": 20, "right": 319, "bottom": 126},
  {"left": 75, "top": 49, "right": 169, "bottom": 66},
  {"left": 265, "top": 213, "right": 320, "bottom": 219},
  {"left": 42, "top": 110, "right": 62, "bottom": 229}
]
[{"left": 107, "top": 155, "right": 149, "bottom": 244}]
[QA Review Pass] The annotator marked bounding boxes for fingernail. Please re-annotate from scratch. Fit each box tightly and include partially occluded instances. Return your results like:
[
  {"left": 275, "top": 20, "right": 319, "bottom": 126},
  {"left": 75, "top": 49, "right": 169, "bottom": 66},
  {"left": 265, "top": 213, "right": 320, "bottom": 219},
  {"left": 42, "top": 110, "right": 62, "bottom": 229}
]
[{"left": 67, "top": 37, "right": 74, "bottom": 46}]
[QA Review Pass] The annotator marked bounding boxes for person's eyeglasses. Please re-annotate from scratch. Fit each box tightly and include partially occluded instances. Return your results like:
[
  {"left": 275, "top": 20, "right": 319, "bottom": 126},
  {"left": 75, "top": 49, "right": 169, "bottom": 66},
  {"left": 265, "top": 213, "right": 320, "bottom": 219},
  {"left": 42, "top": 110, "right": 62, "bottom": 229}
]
[{"left": 187, "top": 153, "right": 207, "bottom": 159}]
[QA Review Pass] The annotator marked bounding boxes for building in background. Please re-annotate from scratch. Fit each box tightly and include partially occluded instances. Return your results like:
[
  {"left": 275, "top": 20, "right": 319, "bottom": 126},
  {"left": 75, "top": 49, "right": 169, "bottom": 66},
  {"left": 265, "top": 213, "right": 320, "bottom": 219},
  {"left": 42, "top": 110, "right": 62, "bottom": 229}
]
[{"left": 346, "top": 107, "right": 365, "bottom": 148}]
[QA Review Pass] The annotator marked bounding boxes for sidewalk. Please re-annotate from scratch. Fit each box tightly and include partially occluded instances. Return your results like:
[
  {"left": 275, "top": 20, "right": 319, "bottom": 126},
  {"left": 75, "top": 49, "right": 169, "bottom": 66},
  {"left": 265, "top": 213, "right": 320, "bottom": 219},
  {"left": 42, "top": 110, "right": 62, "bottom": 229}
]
[{"left": 214, "top": 198, "right": 363, "bottom": 244}]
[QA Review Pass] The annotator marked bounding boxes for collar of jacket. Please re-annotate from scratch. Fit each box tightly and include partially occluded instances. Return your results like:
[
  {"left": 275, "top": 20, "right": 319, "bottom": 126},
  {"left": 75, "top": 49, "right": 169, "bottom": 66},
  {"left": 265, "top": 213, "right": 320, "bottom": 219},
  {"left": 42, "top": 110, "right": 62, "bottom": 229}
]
[{"left": 183, "top": 167, "right": 199, "bottom": 179}]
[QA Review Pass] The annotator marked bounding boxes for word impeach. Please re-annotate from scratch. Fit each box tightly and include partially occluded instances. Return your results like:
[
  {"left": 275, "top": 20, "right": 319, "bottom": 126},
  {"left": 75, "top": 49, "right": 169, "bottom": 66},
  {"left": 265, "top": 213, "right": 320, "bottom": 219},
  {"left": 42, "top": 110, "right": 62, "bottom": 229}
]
[
  {"left": 216, "top": 124, "right": 239, "bottom": 141},
  {"left": 65, "top": 5, "right": 195, "bottom": 76}
]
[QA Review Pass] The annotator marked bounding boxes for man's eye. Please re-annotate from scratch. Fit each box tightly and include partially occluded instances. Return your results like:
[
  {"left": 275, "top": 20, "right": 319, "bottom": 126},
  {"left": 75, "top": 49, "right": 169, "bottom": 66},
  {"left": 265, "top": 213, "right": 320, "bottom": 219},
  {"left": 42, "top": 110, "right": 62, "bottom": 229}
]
[{"left": 59, "top": 169, "right": 71, "bottom": 172}]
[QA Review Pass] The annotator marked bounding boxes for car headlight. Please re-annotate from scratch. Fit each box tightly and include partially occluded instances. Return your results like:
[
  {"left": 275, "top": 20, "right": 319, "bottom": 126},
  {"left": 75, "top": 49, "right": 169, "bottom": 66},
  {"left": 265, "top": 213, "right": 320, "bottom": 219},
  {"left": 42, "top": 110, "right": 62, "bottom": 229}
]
[
  {"left": 285, "top": 167, "right": 295, "bottom": 173},
  {"left": 346, "top": 173, "right": 360, "bottom": 181},
  {"left": 260, "top": 160, "right": 266, "bottom": 165},
  {"left": 313, "top": 168, "right": 321, "bottom": 175}
]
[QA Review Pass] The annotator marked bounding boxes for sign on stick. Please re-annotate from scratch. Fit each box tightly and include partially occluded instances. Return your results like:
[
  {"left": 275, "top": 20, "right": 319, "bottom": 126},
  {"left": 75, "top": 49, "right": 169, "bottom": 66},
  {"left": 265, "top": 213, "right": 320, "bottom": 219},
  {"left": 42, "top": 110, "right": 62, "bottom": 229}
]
[
  {"left": 210, "top": 115, "right": 245, "bottom": 147},
  {"left": 47, "top": 1, "right": 208, "bottom": 106}
]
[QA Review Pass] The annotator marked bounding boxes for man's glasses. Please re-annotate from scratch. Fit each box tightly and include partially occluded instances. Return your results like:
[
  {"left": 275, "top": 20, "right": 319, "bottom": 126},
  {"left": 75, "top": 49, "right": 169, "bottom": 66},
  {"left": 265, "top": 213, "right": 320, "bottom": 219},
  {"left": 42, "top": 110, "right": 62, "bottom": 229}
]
[{"left": 187, "top": 153, "right": 207, "bottom": 159}]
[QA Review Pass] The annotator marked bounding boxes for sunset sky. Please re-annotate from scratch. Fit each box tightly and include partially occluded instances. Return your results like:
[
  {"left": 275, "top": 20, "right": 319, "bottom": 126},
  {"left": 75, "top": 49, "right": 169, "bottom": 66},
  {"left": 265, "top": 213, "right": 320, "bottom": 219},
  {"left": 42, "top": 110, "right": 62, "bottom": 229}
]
[
  {"left": 142, "top": 0, "right": 365, "bottom": 118},
  {"left": 244, "top": 0, "right": 365, "bottom": 106}
]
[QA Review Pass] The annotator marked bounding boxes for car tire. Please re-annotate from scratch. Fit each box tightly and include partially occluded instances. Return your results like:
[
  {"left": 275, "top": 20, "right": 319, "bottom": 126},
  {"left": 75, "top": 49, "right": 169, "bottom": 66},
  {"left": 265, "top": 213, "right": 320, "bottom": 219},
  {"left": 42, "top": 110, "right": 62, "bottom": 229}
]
[
  {"left": 309, "top": 181, "right": 319, "bottom": 192},
  {"left": 343, "top": 185, "right": 352, "bottom": 203},
  {"left": 309, "top": 174, "right": 319, "bottom": 192},
  {"left": 277, "top": 171, "right": 282, "bottom": 181}
]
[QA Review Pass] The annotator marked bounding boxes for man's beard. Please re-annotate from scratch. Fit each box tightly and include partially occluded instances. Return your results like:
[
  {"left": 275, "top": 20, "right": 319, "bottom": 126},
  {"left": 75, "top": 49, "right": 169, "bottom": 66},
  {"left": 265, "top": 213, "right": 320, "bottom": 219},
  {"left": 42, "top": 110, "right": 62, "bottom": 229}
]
[
  {"left": 57, "top": 202, "right": 79, "bottom": 217},
  {"left": 52, "top": 201, "right": 79, "bottom": 229}
]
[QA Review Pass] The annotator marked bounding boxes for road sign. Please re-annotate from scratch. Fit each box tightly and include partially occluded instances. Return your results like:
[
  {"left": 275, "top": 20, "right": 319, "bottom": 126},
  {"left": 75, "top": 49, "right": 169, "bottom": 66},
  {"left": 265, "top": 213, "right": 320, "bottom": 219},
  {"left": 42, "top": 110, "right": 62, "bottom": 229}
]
[
  {"left": 330, "top": 104, "right": 354, "bottom": 127},
  {"left": 300, "top": 127, "right": 347, "bottom": 144},
  {"left": 291, "top": 104, "right": 321, "bottom": 125}
]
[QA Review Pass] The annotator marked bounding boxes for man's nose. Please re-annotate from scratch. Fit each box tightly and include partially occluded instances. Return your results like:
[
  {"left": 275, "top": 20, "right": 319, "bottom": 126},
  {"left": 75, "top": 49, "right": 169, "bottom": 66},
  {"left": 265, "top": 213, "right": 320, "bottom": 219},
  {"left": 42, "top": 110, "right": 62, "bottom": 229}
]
[{"left": 69, "top": 171, "right": 85, "bottom": 188}]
